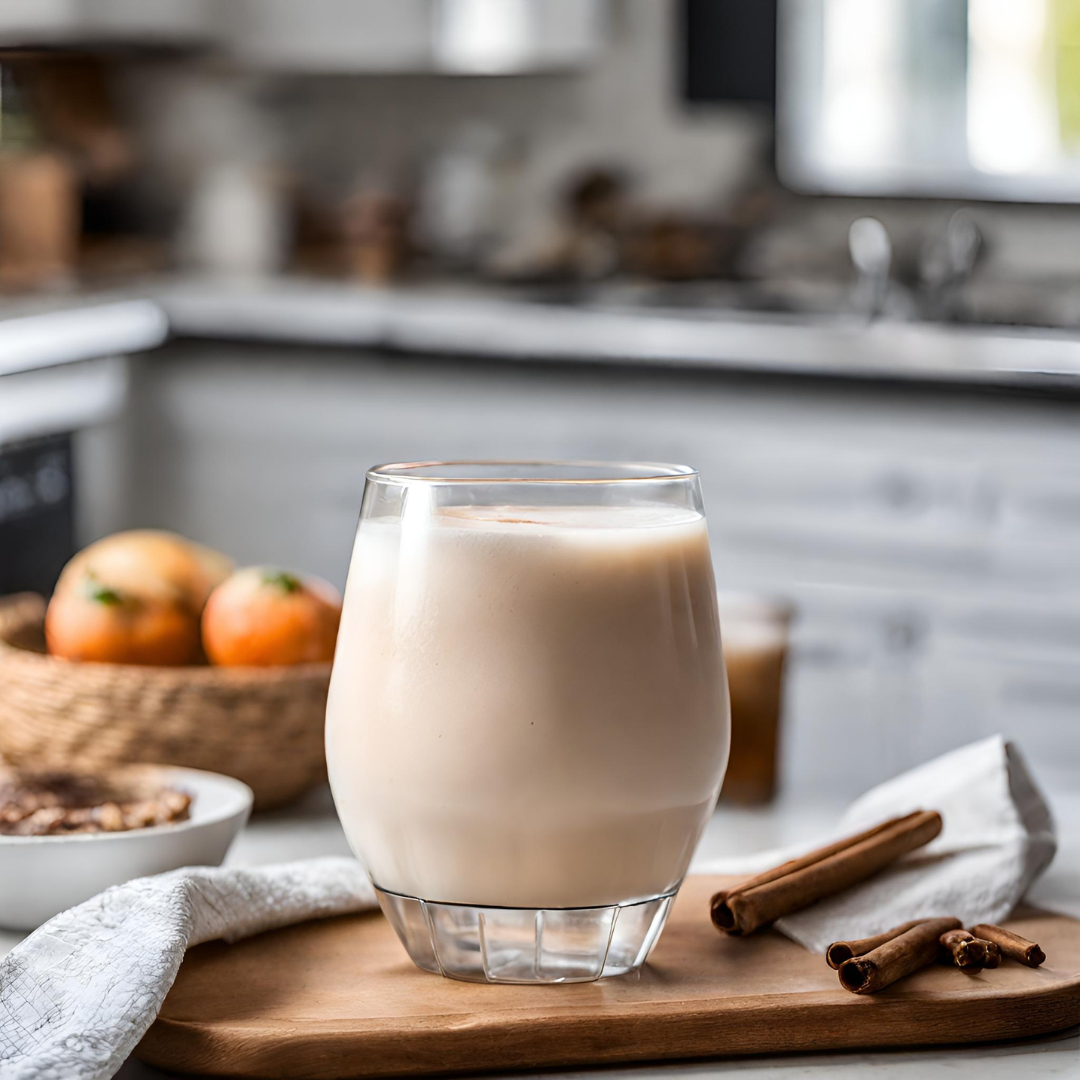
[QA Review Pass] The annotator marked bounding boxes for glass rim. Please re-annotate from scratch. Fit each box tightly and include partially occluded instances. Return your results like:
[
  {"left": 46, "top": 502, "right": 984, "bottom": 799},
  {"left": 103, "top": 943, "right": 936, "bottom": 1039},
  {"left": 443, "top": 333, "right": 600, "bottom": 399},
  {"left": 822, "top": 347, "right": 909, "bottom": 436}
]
[{"left": 366, "top": 460, "right": 698, "bottom": 485}]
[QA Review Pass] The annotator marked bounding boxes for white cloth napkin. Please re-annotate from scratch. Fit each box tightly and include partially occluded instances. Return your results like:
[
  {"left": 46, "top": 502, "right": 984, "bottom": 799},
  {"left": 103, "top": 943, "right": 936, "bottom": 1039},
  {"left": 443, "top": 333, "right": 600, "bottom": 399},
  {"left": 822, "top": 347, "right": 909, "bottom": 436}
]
[
  {"left": 0, "top": 858, "right": 376, "bottom": 1080},
  {"left": 698, "top": 735, "right": 1057, "bottom": 953}
]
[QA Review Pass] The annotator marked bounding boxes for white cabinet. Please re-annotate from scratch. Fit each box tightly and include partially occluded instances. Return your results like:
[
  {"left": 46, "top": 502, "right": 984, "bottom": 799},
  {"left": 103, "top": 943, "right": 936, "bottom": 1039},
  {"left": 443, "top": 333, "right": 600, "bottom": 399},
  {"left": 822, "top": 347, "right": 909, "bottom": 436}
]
[
  {"left": 0, "top": 0, "right": 607, "bottom": 73},
  {"left": 223, "top": 0, "right": 607, "bottom": 73},
  {"left": 0, "top": 0, "right": 212, "bottom": 47},
  {"left": 221, "top": 0, "right": 433, "bottom": 72},
  {"left": 109, "top": 341, "right": 1080, "bottom": 799}
]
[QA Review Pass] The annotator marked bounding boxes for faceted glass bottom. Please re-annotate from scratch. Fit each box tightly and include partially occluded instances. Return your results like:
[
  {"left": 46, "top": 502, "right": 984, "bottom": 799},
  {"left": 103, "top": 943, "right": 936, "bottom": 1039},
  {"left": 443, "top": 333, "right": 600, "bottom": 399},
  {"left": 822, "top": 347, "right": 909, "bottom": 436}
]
[{"left": 376, "top": 886, "right": 677, "bottom": 984}]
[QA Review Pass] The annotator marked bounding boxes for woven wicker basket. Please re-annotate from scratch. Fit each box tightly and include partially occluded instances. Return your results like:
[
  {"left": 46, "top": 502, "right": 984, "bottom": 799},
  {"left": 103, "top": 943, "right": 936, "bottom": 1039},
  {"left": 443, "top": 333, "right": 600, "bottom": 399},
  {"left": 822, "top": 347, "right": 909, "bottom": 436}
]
[{"left": 0, "top": 594, "right": 330, "bottom": 810}]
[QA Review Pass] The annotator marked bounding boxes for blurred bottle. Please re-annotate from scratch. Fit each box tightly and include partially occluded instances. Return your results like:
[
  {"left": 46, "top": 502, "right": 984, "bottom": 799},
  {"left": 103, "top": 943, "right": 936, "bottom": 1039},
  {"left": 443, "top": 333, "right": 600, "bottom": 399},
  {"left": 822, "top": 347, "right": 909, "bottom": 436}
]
[
  {"left": 718, "top": 593, "right": 794, "bottom": 805},
  {"left": 342, "top": 189, "right": 411, "bottom": 285},
  {"left": 0, "top": 65, "right": 78, "bottom": 292},
  {"left": 417, "top": 124, "right": 511, "bottom": 270},
  {"left": 180, "top": 163, "right": 290, "bottom": 278}
]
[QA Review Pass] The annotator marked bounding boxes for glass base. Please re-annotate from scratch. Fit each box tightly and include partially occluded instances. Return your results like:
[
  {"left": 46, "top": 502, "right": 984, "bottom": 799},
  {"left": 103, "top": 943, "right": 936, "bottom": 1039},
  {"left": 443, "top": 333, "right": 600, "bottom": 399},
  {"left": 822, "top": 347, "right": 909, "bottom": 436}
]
[{"left": 376, "top": 886, "right": 676, "bottom": 984}]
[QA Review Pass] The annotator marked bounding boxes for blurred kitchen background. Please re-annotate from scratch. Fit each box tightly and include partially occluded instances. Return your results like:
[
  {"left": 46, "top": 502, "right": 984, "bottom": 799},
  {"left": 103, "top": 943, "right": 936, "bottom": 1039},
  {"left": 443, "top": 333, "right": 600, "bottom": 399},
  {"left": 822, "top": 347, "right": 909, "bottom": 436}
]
[{"left": 3, "top": 0, "right": 1080, "bottom": 803}]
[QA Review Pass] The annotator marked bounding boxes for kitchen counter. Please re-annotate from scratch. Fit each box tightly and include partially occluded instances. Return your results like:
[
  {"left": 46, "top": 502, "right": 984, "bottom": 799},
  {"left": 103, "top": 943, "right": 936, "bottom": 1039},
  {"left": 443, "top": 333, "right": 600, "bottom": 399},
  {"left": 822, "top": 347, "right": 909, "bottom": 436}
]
[
  {"left": 0, "top": 296, "right": 164, "bottom": 447},
  {"left": 156, "top": 277, "right": 1080, "bottom": 389},
  {"left": 0, "top": 296, "right": 166, "bottom": 378},
  {"left": 6, "top": 276, "right": 1080, "bottom": 389},
  {"left": 4, "top": 785, "right": 1077, "bottom": 1079}
]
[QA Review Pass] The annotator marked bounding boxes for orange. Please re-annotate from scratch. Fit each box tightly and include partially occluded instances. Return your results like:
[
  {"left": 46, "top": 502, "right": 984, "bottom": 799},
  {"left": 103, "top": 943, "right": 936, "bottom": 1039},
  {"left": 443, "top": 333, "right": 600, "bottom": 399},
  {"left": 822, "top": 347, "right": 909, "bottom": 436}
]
[
  {"left": 45, "top": 578, "right": 202, "bottom": 665},
  {"left": 55, "top": 530, "right": 232, "bottom": 615},
  {"left": 201, "top": 568, "right": 342, "bottom": 667}
]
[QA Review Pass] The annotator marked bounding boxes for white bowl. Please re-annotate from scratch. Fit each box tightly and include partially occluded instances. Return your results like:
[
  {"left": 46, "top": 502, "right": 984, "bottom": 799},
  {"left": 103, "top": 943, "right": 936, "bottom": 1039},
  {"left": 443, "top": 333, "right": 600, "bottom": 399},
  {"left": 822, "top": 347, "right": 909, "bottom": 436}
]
[{"left": 0, "top": 765, "right": 252, "bottom": 931}]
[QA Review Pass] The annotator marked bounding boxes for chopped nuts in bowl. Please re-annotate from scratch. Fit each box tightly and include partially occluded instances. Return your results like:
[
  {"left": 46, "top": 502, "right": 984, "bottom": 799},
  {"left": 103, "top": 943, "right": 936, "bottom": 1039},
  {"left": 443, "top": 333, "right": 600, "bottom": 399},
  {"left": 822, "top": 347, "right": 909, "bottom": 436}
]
[
  {"left": 0, "top": 767, "right": 193, "bottom": 836},
  {"left": 0, "top": 763, "right": 251, "bottom": 931}
]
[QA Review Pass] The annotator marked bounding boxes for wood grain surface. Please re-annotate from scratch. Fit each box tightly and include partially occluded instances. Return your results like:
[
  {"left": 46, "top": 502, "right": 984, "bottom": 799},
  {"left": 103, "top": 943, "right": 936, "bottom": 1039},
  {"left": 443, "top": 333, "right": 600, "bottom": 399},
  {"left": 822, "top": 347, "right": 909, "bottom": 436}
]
[{"left": 138, "top": 876, "right": 1080, "bottom": 1078}]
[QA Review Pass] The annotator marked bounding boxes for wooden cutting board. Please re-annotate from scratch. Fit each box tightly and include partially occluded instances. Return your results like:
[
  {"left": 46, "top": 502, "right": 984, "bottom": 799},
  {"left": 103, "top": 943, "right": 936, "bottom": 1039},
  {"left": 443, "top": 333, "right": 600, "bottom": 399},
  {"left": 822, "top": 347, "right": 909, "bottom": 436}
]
[{"left": 138, "top": 876, "right": 1080, "bottom": 1079}]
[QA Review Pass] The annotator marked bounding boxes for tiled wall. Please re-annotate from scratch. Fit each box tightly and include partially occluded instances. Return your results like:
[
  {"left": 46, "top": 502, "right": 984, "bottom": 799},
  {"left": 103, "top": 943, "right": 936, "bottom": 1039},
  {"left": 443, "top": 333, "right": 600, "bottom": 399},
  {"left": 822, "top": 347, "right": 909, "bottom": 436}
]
[
  {"left": 114, "top": 0, "right": 1080, "bottom": 280},
  {"left": 119, "top": 0, "right": 766, "bottom": 239}
]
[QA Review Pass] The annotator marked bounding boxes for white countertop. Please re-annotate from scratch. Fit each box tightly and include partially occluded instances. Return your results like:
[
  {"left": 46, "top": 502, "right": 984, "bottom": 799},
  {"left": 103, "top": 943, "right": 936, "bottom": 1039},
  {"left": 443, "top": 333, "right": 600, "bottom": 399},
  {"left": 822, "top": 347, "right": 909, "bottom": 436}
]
[
  {"left": 155, "top": 276, "right": 1080, "bottom": 388},
  {"left": 0, "top": 297, "right": 166, "bottom": 378},
  {"left": 4, "top": 785, "right": 1074, "bottom": 1080},
  {"left": 0, "top": 297, "right": 160, "bottom": 446},
  {"left": 6, "top": 276, "right": 1080, "bottom": 390}
]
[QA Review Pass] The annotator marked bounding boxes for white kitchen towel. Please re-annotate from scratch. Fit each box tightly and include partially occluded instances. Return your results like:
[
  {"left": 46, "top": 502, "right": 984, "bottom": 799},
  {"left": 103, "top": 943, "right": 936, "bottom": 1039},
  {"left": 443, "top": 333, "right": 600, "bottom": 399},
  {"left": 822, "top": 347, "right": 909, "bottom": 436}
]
[
  {"left": 0, "top": 858, "right": 376, "bottom": 1080},
  {"left": 698, "top": 735, "right": 1057, "bottom": 954}
]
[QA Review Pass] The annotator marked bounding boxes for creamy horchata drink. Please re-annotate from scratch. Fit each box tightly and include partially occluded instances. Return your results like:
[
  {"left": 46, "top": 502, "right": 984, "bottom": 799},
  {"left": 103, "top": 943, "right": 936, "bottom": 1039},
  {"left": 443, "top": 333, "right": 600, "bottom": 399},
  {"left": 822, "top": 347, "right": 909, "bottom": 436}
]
[{"left": 326, "top": 463, "right": 730, "bottom": 983}]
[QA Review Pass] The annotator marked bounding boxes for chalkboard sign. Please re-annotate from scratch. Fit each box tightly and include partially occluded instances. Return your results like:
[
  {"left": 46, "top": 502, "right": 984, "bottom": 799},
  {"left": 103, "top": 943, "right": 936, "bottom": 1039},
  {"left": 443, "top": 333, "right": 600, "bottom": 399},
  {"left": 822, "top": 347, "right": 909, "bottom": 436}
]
[{"left": 0, "top": 434, "right": 74, "bottom": 596}]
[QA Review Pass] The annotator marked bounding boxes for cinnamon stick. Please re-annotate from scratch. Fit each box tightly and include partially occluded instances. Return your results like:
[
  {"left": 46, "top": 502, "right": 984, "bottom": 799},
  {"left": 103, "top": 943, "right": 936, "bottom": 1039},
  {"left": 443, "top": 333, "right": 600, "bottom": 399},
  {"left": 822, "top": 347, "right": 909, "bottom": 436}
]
[
  {"left": 711, "top": 810, "right": 943, "bottom": 936},
  {"left": 713, "top": 811, "right": 924, "bottom": 909},
  {"left": 826, "top": 919, "right": 927, "bottom": 969},
  {"left": 970, "top": 924, "right": 1045, "bottom": 967},
  {"left": 939, "top": 929, "right": 987, "bottom": 971},
  {"left": 978, "top": 939, "right": 1002, "bottom": 968},
  {"left": 838, "top": 917, "right": 961, "bottom": 994}
]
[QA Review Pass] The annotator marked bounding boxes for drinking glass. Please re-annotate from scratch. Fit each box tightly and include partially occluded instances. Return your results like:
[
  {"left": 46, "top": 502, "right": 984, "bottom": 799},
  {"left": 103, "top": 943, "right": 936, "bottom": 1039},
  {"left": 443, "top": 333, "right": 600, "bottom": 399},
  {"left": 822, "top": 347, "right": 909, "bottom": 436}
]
[
  {"left": 717, "top": 592, "right": 793, "bottom": 805},
  {"left": 326, "top": 462, "right": 730, "bottom": 983}
]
